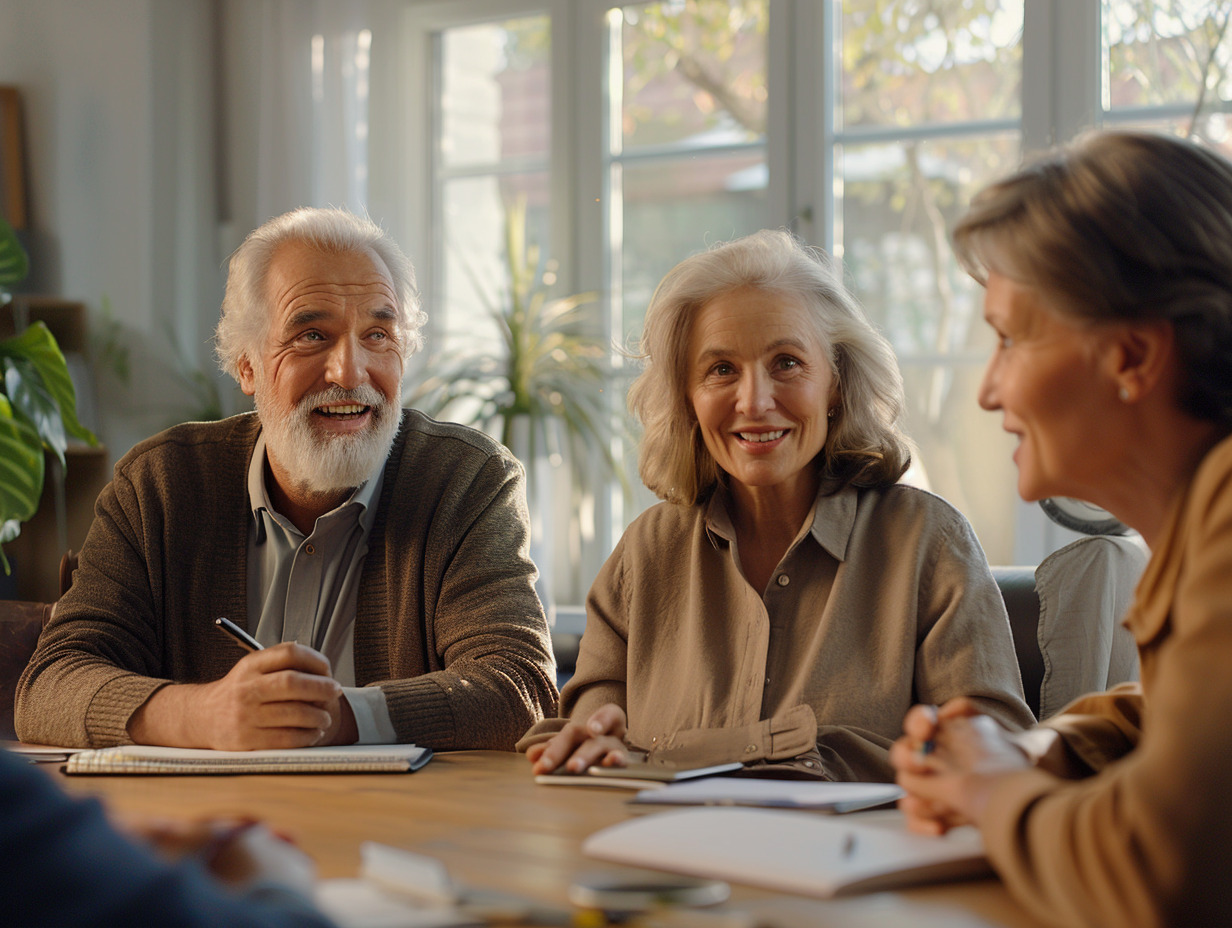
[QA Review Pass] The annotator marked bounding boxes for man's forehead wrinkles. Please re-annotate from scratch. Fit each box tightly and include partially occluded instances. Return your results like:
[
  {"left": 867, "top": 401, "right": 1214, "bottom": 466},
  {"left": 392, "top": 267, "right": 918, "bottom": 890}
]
[{"left": 274, "top": 281, "right": 394, "bottom": 304}]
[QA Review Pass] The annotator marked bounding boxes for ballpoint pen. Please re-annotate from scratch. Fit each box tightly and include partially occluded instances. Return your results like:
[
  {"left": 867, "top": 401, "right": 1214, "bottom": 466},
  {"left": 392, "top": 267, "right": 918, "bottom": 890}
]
[{"left": 214, "top": 616, "right": 264, "bottom": 652}]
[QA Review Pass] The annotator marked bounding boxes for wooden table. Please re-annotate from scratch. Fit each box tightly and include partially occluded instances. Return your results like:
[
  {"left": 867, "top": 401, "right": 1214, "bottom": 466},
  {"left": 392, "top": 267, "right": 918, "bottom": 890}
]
[{"left": 55, "top": 750, "right": 1047, "bottom": 928}]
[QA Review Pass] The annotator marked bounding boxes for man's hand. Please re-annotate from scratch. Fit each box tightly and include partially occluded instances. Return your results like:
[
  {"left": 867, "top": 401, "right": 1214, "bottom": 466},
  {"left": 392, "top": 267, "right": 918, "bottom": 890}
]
[
  {"left": 526, "top": 703, "right": 630, "bottom": 775},
  {"left": 890, "top": 697, "right": 1032, "bottom": 835},
  {"left": 128, "top": 642, "right": 350, "bottom": 750}
]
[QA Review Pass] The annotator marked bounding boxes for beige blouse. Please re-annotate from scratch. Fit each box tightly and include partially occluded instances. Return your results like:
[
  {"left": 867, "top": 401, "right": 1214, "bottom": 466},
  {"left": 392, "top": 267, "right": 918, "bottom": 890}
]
[
  {"left": 981, "top": 432, "right": 1232, "bottom": 928},
  {"left": 522, "top": 482, "right": 1034, "bottom": 781}
]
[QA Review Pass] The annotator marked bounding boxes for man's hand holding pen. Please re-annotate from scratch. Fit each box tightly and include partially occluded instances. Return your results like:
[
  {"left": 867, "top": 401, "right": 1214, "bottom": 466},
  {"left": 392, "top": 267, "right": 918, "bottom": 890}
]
[{"left": 126, "top": 623, "right": 359, "bottom": 751}]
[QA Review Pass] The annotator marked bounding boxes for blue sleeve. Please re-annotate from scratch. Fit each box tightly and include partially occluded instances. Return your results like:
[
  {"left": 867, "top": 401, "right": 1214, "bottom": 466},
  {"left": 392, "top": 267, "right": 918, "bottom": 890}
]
[{"left": 0, "top": 750, "right": 335, "bottom": 928}]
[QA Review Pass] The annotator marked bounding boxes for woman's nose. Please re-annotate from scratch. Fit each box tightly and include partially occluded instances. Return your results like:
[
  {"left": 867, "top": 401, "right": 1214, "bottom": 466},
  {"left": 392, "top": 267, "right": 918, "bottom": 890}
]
[
  {"left": 736, "top": 369, "right": 774, "bottom": 415},
  {"left": 978, "top": 356, "right": 1000, "bottom": 411}
]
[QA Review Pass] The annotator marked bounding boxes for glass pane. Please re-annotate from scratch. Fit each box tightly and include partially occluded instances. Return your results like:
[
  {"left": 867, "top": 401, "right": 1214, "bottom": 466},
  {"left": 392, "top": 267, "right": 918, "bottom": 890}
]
[
  {"left": 436, "top": 174, "right": 551, "bottom": 355},
  {"left": 439, "top": 16, "right": 550, "bottom": 169},
  {"left": 616, "top": 151, "right": 767, "bottom": 341},
  {"left": 1102, "top": 112, "right": 1232, "bottom": 160},
  {"left": 838, "top": 133, "right": 1020, "bottom": 563},
  {"left": 839, "top": 0, "right": 1023, "bottom": 130},
  {"left": 617, "top": 0, "right": 768, "bottom": 151},
  {"left": 1105, "top": 0, "right": 1232, "bottom": 117},
  {"left": 840, "top": 134, "right": 1019, "bottom": 353},
  {"left": 900, "top": 361, "right": 1020, "bottom": 563}
]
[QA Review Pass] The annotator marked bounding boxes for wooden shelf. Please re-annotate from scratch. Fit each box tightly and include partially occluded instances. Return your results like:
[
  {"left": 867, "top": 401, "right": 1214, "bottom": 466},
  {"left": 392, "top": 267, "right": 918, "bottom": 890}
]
[{"left": 4, "top": 445, "right": 108, "bottom": 602}]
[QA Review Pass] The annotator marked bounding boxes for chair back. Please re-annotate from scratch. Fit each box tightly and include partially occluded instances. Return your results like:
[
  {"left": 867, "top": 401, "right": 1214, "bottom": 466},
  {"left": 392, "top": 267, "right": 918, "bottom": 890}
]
[
  {"left": 993, "top": 566, "right": 1045, "bottom": 719},
  {"left": 993, "top": 534, "right": 1147, "bottom": 721},
  {"left": 0, "top": 600, "right": 55, "bottom": 740}
]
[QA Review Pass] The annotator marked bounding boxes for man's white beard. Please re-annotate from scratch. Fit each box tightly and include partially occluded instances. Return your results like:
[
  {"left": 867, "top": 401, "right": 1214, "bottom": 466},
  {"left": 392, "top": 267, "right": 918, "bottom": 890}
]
[{"left": 255, "top": 383, "right": 401, "bottom": 498}]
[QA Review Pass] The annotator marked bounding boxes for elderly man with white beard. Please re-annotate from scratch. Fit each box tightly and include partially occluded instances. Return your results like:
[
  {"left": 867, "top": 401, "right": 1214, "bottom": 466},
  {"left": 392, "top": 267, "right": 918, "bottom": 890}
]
[{"left": 16, "top": 208, "right": 558, "bottom": 751}]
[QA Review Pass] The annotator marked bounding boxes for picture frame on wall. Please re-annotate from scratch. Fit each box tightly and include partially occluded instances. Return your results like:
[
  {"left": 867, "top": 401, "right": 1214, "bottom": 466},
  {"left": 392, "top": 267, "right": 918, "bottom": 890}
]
[{"left": 0, "top": 86, "right": 27, "bottom": 230}]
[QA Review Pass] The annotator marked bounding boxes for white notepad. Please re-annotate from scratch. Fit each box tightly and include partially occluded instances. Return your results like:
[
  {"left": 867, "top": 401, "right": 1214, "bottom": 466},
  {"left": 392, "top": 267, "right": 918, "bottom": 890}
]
[
  {"left": 63, "top": 743, "right": 432, "bottom": 775},
  {"left": 583, "top": 806, "right": 990, "bottom": 898}
]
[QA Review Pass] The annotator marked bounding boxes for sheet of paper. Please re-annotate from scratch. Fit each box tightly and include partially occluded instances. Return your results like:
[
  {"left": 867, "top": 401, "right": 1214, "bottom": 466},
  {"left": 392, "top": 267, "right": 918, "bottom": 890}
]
[
  {"left": 3, "top": 742, "right": 85, "bottom": 762},
  {"left": 584, "top": 807, "right": 990, "bottom": 898},
  {"left": 315, "top": 879, "right": 476, "bottom": 928}
]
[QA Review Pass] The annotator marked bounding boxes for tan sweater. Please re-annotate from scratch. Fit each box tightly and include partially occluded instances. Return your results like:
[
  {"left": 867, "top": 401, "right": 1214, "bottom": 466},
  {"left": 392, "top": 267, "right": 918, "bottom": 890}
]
[
  {"left": 16, "top": 411, "right": 558, "bottom": 750},
  {"left": 981, "top": 432, "right": 1232, "bottom": 928},
  {"left": 522, "top": 483, "right": 1034, "bottom": 781}
]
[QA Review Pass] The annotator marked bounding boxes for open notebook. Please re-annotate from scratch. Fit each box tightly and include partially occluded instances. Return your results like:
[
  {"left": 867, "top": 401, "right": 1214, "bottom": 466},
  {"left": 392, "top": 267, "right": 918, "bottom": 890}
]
[
  {"left": 63, "top": 744, "right": 432, "bottom": 775},
  {"left": 584, "top": 806, "right": 990, "bottom": 898}
]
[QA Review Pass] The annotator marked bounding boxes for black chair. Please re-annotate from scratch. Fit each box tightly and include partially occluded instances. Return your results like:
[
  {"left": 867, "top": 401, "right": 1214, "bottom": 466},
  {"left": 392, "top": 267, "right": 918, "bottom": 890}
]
[{"left": 993, "top": 566, "right": 1045, "bottom": 720}]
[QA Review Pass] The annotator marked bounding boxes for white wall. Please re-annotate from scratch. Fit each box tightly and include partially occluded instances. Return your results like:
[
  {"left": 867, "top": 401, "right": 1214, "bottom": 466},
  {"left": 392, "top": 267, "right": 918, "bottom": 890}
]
[{"left": 0, "top": 0, "right": 236, "bottom": 464}]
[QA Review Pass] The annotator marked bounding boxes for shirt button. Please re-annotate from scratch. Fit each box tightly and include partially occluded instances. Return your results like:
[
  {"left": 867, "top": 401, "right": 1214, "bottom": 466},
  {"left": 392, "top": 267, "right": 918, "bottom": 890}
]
[
  {"left": 304, "top": 543, "right": 316, "bottom": 555},
  {"left": 776, "top": 574, "right": 789, "bottom": 587},
  {"left": 745, "top": 744, "right": 757, "bottom": 754},
  {"left": 765, "top": 676, "right": 771, "bottom": 686}
]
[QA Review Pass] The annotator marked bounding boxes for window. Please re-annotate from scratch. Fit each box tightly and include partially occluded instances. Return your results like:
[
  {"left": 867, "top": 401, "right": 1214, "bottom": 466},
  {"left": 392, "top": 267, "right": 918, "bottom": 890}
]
[
  {"left": 1103, "top": 0, "right": 1232, "bottom": 150},
  {"left": 404, "top": 0, "right": 1228, "bottom": 603},
  {"left": 434, "top": 15, "right": 552, "bottom": 357},
  {"left": 829, "top": 1, "right": 1025, "bottom": 562}
]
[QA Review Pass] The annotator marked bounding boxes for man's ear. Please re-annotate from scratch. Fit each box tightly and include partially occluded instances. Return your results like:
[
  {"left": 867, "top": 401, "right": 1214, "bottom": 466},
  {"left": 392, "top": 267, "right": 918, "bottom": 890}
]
[
  {"left": 237, "top": 356, "right": 258, "bottom": 397},
  {"left": 1108, "top": 320, "right": 1175, "bottom": 404}
]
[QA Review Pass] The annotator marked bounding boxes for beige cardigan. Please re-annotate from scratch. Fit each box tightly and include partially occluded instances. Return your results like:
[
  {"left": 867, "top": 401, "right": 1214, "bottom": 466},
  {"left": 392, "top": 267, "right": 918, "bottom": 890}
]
[
  {"left": 521, "top": 483, "right": 1034, "bottom": 781},
  {"left": 16, "top": 410, "right": 558, "bottom": 750},
  {"left": 981, "top": 432, "right": 1232, "bottom": 928}
]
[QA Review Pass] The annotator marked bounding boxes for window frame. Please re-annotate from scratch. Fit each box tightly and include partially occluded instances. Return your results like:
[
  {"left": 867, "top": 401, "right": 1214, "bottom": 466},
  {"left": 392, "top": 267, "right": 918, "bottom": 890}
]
[{"left": 402, "top": 0, "right": 1152, "bottom": 599}]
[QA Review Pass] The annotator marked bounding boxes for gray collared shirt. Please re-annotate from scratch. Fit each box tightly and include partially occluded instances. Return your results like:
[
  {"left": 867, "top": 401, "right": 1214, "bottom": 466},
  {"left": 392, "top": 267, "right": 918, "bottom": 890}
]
[{"left": 246, "top": 433, "right": 396, "bottom": 743}]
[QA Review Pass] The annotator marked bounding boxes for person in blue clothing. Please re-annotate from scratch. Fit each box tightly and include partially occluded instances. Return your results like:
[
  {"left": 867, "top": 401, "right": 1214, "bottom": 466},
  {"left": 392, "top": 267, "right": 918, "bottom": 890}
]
[{"left": 0, "top": 748, "right": 335, "bottom": 927}]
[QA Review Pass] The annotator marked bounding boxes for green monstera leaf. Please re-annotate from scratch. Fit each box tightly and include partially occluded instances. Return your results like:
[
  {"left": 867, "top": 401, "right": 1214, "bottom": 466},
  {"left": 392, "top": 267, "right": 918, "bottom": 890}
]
[
  {"left": 0, "top": 214, "right": 98, "bottom": 571},
  {"left": 0, "top": 393, "right": 44, "bottom": 536},
  {"left": 0, "top": 217, "right": 28, "bottom": 288}
]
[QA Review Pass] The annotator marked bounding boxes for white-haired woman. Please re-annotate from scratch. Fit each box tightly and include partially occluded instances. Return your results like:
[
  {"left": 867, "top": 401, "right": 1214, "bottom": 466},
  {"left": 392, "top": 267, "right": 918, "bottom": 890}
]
[{"left": 521, "top": 230, "right": 1033, "bottom": 781}]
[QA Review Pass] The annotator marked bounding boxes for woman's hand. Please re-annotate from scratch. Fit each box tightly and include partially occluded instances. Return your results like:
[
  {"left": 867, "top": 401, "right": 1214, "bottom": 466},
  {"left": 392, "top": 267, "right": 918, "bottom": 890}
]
[
  {"left": 891, "top": 697, "right": 1032, "bottom": 835},
  {"left": 526, "top": 703, "right": 630, "bottom": 775}
]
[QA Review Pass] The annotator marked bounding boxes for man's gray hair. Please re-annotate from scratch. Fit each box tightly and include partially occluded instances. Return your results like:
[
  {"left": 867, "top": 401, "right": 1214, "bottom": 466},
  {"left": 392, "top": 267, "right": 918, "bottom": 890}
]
[{"left": 215, "top": 207, "right": 425, "bottom": 380}]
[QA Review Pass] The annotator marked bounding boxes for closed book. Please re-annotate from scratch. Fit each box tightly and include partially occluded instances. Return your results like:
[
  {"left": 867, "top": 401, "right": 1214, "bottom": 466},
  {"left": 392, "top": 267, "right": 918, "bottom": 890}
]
[{"left": 63, "top": 743, "right": 432, "bottom": 775}]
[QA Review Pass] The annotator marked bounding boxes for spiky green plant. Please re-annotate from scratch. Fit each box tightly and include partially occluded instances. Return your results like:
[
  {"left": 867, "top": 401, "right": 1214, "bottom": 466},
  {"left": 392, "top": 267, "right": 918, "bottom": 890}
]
[
  {"left": 406, "top": 200, "right": 626, "bottom": 490},
  {"left": 0, "top": 214, "right": 96, "bottom": 571}
]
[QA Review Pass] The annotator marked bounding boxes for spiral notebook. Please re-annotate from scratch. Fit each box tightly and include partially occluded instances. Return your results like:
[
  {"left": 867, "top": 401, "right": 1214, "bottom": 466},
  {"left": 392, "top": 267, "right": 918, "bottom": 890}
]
[{"left": 63, "top": 743, "right": 433, "bottom": 775}]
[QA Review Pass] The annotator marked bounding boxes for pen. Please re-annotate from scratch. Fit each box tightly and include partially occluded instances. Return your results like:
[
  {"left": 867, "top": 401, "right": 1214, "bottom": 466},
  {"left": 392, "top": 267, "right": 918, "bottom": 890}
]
[
  {"left": 214, "top": 616, "right": 263, "bottom": 652},
  {"left": 842, "top": 833, "right": 856, "bottom": 858}
]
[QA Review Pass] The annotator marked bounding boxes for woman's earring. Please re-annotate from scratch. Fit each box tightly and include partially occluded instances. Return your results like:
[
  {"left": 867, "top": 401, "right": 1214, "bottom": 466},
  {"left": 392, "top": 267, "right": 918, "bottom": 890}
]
[
  {"left": 827, "top": 408, "right": 837, "bottom": 419},
  {"left": 1118, "top": 386, "right": 1130, "bottom": 402}
]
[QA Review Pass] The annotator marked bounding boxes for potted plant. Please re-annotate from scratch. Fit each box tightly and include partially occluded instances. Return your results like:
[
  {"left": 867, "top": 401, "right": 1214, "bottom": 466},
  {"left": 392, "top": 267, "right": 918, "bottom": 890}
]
[
  {"left": 406, "top": 199, "right": 626, "bottom": 609},
  {"left": 0, "top": 214, "right": 96, "bottom": 572}
]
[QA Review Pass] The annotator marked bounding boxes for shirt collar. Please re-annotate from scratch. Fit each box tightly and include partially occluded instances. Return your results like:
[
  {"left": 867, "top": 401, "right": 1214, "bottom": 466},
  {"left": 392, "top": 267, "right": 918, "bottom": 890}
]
[
  {"left": 703, "top": 481, "right": 858, "bottom": 562},
  {"left": 247, "top": 431, "right": 385, "bottom": 538}
]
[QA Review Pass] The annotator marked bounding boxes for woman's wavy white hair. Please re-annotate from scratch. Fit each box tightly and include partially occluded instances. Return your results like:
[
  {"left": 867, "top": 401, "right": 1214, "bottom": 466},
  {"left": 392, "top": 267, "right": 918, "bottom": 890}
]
[{"left": 627, "top": 229, "right": 911, "bottom": 506}]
